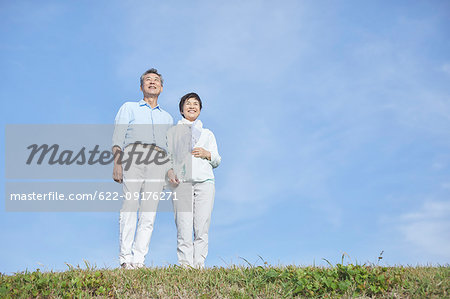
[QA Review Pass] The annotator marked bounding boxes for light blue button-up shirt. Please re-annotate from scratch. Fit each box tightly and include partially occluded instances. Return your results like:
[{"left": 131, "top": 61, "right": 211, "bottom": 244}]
[{"left": 112, "top": 100, "right": 173, "bottom": 151}]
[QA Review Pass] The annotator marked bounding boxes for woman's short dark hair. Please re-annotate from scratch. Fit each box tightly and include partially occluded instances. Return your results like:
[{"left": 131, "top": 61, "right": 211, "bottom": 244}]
[{"left": 179, "top": 92, "right": 202, "bottom": 116}]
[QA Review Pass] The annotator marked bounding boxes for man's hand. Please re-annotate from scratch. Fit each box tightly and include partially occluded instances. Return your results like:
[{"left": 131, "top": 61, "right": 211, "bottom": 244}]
[
  {"left": 112, "top": 146, "right": 123, "bottom": 183},
  {"left": 113, "top": 163, "right": 123, "bottom": 183},
  {"left": 167, "top": 169, "right": 180, "bottom": 186},
  {"left": 192, "top": 147, "right": 211, "bottom": 160}
]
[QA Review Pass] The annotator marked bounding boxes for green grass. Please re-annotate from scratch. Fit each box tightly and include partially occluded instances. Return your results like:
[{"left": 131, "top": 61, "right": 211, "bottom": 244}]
[{"left": 1, "top": 262, "right": 448, "bottom": 298}]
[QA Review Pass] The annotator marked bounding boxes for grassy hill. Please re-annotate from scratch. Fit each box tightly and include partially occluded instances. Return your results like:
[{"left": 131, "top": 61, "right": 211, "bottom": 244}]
[{"left": 1, "top": 263, "right": 448, "bottom": 298}]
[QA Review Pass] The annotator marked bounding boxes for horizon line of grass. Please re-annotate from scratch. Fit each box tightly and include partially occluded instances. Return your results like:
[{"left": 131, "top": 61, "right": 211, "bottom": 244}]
[
  {"left": 4, "top": 252, "right": 449, "bottom": 275},
  {"left": 1, "top": 261, "right": 448, "bottom": 298}
]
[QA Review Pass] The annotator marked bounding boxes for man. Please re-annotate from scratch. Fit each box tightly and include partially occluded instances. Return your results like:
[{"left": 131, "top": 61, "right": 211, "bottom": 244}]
[{"left": 112, "top": 68, "right": 173, "bottom": 269}]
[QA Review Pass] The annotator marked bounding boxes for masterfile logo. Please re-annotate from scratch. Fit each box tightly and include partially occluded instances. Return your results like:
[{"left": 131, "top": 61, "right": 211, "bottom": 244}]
[
  {"left": 5, "top": 124, "right": 174, "bottom": 179},
  {"left": 25, "top": 143, "right": 169, "bottom": 171}
]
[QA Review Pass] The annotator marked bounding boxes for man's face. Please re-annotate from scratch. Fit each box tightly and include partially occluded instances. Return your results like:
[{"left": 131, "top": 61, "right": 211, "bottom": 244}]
[{"left": 140, "top": 73, "right": 163, "bottom": 97}]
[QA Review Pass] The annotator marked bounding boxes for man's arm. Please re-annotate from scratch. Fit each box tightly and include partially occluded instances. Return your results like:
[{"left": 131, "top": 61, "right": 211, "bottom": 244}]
[{"left": 112, "top": 103, "right": 130, "bottom": 183}]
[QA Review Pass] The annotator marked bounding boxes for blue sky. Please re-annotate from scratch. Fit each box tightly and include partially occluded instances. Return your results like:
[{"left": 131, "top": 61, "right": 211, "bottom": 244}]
[{"left": 1, "top": 0, "right": 450, "bottom": 274}]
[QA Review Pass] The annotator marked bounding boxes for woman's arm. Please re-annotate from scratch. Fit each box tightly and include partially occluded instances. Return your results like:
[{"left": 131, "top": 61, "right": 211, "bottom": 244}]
[
  {"left": 191, "top": 129, "right": 221, "bottom": 168},
  {"left": 206, "top": 130, "right": 221, "bottom": 168}
]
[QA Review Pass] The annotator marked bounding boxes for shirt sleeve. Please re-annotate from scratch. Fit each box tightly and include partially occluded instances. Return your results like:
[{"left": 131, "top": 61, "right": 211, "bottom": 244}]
[
  {"left": 164, "top": 113, "right": 174, "bottom": 150},
  {"left": 166, "top": 126, "right": 175, "bottom": 172},
  {"left": 207, "top": 130, "right": 221, "bottom": 168},
  {"left": 112, "top": 103, "right": 131, "bottom": 150}
]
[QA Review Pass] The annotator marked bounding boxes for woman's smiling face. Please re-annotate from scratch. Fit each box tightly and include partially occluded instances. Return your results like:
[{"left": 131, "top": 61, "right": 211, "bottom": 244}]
[{"left": 183, "top": 97, "right": 201, "bottom": 121}]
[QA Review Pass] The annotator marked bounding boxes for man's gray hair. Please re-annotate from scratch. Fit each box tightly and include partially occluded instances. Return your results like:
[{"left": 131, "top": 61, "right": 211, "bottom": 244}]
[{"left": 140, "top": 68, "right": 164, "bottom": 86}]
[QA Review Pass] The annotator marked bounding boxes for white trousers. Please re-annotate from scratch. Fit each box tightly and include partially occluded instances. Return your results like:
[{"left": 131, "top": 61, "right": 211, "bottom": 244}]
[
  {"left": 119, "top": 146, "right": 166, "bottom": 265},
  {"left": 173, "top": 181, "right": 215, "bottom": 268}
]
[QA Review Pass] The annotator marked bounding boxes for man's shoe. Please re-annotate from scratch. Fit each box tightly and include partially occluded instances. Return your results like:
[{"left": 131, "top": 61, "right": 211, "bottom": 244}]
[
  {"left": 132, "top": 263, "right": 145, "bottom": 269},
  {"left": 121, "top": 262, "right": 133, "bottom": 270}
]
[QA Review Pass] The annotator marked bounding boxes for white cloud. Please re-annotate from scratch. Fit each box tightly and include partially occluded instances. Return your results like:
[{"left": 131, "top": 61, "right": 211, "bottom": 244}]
[
  {"left": 184, "top": 1, "right": 306, "bottom": 79},
  {"left": 114, "top": 0, "right": 307, "bottom": 84},
  {"left": 1, "top": 1, "right": 67, "bottom": 26},
  {"left": 398, "top": 201, "right": 450, "bottom": 259},
  {"left": 441, "top": 63, "right": 450, "bottom": 75}
]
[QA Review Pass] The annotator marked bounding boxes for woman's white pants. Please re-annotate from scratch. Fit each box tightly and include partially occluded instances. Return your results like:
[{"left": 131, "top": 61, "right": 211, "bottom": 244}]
[{"left": 173, "top": 181, "right": 215, "bottom": 268}]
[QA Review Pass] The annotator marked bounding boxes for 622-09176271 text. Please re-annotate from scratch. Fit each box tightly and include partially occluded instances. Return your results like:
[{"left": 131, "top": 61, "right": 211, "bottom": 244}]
[
  {"left": 108, "top": 191, "right": 178, "bottom": 201},
  {"left": 9, "top": 191, "right": 178, "bottom": 201}
]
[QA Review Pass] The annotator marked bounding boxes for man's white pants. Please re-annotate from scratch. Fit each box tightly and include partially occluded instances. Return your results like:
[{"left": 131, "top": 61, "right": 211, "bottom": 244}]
[
  {"left": 119, "top": 146, "right": 166, "bottom": 265},
  {"left": 173, "top": 181, "right": 215, "bottom": 268}
]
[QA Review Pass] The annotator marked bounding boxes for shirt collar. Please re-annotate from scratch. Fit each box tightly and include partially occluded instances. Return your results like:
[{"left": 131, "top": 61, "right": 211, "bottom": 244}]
[
  {"left": 139, "top": 99, "right": 161, "bottom": 110},
  {"left": 178, "top": 118, "right": 203, "bottom": 128}
]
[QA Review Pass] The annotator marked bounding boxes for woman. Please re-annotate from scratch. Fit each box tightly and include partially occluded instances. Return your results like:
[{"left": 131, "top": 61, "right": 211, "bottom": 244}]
[{"left": 167, "top": 92, "right": 221, "bottom": 268}]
